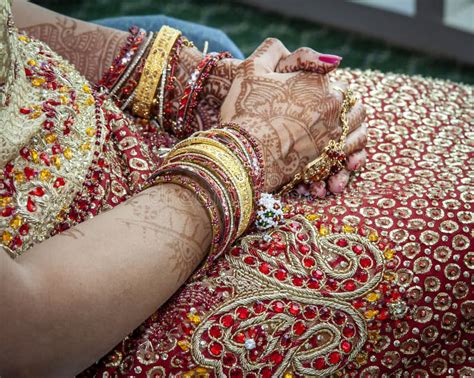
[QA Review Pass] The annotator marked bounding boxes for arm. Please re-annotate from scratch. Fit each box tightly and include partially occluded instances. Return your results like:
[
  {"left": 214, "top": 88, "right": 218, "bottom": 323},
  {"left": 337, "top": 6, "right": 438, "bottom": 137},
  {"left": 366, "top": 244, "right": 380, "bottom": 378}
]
[
  {"left": 0, "top": 184, "right": 211, "bottom": 377},
  {"left": 12, "top": 0, "right": 128, "bottom": 84}
]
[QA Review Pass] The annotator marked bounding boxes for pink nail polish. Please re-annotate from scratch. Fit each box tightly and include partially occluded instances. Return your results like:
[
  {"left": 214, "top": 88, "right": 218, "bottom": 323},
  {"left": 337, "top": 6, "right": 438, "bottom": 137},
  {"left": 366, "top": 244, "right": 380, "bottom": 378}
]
[{"left": 319, "top": 54, "right": 342, "bottom": 65}]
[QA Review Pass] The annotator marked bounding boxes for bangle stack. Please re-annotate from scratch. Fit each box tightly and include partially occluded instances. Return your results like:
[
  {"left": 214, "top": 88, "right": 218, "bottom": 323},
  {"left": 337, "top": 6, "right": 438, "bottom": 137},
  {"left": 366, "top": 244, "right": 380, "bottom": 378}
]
[
  {"left": 132, "top": 26, "right": 182, "bottom": 119},
  {"left": 173, "top": 51, "right": 231, "bottom": 138},
  {"left": 146, "top": 124, "right": 264, "bottom": 260}
]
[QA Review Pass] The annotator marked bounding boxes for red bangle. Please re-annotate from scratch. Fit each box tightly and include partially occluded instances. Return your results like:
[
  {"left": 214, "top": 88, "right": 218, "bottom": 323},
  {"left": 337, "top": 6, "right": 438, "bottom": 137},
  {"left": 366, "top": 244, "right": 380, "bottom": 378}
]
[
  {"left": 99, "top": 27, "right": 147, "bottom": 91},
  {"left": 173, "top": 51, "right": 231, "bottom": 138}
]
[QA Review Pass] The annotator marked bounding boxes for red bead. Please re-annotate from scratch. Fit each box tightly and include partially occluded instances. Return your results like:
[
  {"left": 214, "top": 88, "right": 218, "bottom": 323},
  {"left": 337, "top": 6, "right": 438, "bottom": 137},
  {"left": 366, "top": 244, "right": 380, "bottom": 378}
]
[
  {"left": 336, "top": 238, "right": 348, "bottom": 247},
  {"left": 233, "top": 332, "right": 245, "bottom": 343},
  {"left": 209, "top": 342, "right": 223, "bottom": 356},
  {"left": 26, "top": 197, "right": 36, "bottom": 212},
  {"left": 19, "top": 223, "right": 29, "bottom": 236},
  {"left": 274, "top": 269, "right": 287, "bottom": 281},
  {"left": 292, "top": 276, "right": 304, "bottom": 286},
  {"left": 269, "top": 351, "right": 283, "bottom": 364},
  {"left": 328, "top": 351, "right": 341, "bottom": 364},
  {"left": 236, "top": 307, "right": 249, "bottom": 320},
  {"left": 355, "top": 270, "right": 368, "bottom": 282},
  {"left": 297, "top": 233, "right": 308, "bottom": 241},
  {"left": 11, "top": 235, "right": 22, "bottom": 248},
  {"left": 244, "top": 256, "right": 255, "bottom": 265},
  {"left": 24, "top": 167, "right": 36, "bottom": 180},
  {"left": 343, "top": 324, "right": 355, "bottom": 338},
  {"left": 29, "top": 187, "right": 45, "bottom": 197},
  {"left": 272, "top": 301, "right": 285, "bottom": 313},
  {"left": 312, "top": 270, "right": 324, "bottom": 280},
  {"left": 19, "top": 107, "right": 31, "bottom": 114},
  {"left": 2, "top": 207, "right": 14, "bottom": 217},
  {"left": 209, "top": 325, "right": 222, "bottom": 338},
  {"left": 221, "top": 315, "right": 234, "bottom": 327},
  {"left": 253, "top": 301, "right": 266, "bottom": 314},
  {"left": 304, "top": 306, "right": 317, "bottom": 319},
  {"left": 293, "top": 321, "right": 306, "bottom": 335},
  {"left": 313, "top": 357, "right": 326, "bottom": 369},
  {"left": 52, "top": 144, "right": 62, "bottom": 155},
  {"left": 334, "top": 312, "right": 346, "bottom": 325},
  {"left": 54, "top": 177, "right": 65, "bottom": 188},
  {"left": 259, "top": 262, "right": 271, "bottom": 275},
  {"left": 319, "top": 307, "right": 330, "bottom": 320},
  {"left": 303, "top": 257, "right": 315, "bottom": 267},
  {"left": 289, "top": 303, "right": 301, "bottom": 316},
  {"left": 230, "top": 247, "right": 241, "bottom": 256},
  {"left": 261, "top": 367, "right": 272, "bottom": 378},
  {"left": 344, "top": 280, "right": 356, "bottom": 291},
  {"left": 298, "top": 244, "right": 310, "bottom": 254},
  {"left": 308, "top": 279, "right": 320, "bottom": 289},
  {"left": 20, "top": 147, "right": 30, "bottom": 160},
  {"left": 360, "top": 257, "right": 372, "bottom": 268},
  {"left": 377, "top": 308, "right": 389, "bottom": 320},
  {"left": 24, "top": 68, "right": 33, "bottom": 77},
  {"left": 352, "top": 245, "right": 363, "bottom": 254},
  {"left": 326, "top": 279, "right": 338, "bottom": 290},
  {"left": 353, "top": 298, "right": 365, "bottom": 309}
]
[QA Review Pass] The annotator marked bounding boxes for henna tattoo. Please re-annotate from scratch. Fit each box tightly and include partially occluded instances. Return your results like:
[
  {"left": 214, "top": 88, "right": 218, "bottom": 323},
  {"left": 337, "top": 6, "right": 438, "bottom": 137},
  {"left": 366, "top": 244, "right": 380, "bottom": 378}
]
[
  {"left": 118, "top": 185, "right": 211, "bottom": 283},
  {"left": 21, "top": 18, "right": 126, "bottom": 84}
]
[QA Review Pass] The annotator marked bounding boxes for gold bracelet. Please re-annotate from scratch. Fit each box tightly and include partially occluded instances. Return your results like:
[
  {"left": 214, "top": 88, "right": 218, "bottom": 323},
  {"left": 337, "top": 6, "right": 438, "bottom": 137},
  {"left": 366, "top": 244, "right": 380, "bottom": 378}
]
[
  {"left": 132, "top": 26, "right": 181, "bottom": 119},
  {"left": 167, "top": 143, "right": 253, "bottom": 236}
]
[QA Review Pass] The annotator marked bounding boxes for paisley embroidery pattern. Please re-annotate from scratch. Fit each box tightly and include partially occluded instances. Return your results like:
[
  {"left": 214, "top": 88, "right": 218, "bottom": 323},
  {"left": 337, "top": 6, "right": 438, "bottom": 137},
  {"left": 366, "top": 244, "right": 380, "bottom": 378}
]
[{"left": 191, "top": 215, "right": 386, "bottom": 376}]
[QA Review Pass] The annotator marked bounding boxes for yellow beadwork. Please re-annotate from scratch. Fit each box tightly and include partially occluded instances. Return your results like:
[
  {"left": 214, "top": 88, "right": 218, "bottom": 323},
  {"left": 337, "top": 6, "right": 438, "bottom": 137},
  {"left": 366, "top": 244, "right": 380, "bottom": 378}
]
[
  {"left": 343, "top": 224, "right": 355, "bottom": 233},
  {"left": 85, "top": 127, "right": 96, "bottom": 137},
  {"left": 0, "top": 197, "right": 11, "bottom": 207},
  {"left": 45, "top": 133, "right": 57, "bottom": 144},
  {"left": 368, "top": 232, "right": 379, "bottom": 242},
  {"left": 51, "top": 155, "right": 61, "bottom": 169},
  {"left": 30, "top": 111, "right": 41, "bottom": 119},
  {"left": 27, "top": 59, "right": 36, "bottom": 66},
  {"left": 9, "top": 215, "right": 22, "bottom": 230},
  {"left": 2, "top": 231, "right": 12, "bottom": 243},
  {"left": 319, "top": 225, "right": 329, "bottom": 236},
  {"left": 384, "top": 249, "right": 395, "bottom": 259},
  {"left": 18, "top": 35, "right": 30, "bottom": 42},
  {"left": 84, "top": 96, "right": 95, "bottom": 106},
  {"left": 187, "top": 312, "right": 201, "bottom": 324},
  {"left": 14, "top": 172, "right": 24, "bottom": 183},
  {"left": 364, "top": 309, "right": 379, "bottom": 319},
  {"left": 30, "top": 149, "right": 39, "bottom": 163},
  {"left": 80, "top": 142, "right": 91, "bottom": 151},
  {"left": 305, "top": 214, "right": 319, "bottom": 221},
  {"left": 177, "top": 340, "right": 190, "bottom": 351},
  {"left": 63, "top": 147, "right": 73, "bottom": 160},
  {"left": 366, "top": 292, "right": 380, "bottom": 302},
  {"left": 82, "top": 84, "right": 91, "bottom": 94},
  {"left": 39, "top": 169, "right": 51, "bottom": 181},
  {"left": 31, "top": 77, "right": 45, "bottom": 87}
]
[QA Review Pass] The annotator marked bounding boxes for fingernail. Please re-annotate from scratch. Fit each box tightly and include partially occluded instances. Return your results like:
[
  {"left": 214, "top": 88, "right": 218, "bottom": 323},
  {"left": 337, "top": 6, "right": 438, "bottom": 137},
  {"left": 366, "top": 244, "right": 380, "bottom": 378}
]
[{"left": 319, "top": 54, "right": 342, "bottom": 65}]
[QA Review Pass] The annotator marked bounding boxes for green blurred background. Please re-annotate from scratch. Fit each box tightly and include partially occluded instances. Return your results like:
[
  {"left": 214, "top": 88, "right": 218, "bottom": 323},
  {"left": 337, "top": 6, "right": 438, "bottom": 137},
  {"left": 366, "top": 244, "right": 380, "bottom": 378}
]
[{"left": 32, "top": 0, "right": 474, "bottom": 84}]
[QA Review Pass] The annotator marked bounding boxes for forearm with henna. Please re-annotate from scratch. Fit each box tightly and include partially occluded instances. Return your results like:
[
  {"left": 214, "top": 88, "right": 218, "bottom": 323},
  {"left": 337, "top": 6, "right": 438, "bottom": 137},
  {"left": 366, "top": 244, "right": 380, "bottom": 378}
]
[
  {"left": 12, "top": 0, "right": 127, "bottom": 84},
  {"left": 0, "top": 184, "right": 211, "bottom": 376}
]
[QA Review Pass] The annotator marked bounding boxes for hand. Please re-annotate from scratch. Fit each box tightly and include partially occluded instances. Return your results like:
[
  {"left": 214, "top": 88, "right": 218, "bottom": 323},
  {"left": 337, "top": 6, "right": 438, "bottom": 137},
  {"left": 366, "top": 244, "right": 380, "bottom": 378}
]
[{"left": 220, "top": 38, "right": 367, "bottom": 193}]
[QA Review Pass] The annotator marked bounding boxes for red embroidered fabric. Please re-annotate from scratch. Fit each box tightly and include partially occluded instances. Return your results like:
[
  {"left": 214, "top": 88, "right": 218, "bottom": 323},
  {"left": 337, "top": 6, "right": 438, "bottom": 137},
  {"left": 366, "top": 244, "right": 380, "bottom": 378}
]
[{"left": 78, "top": 69, "right": 473, "bottom": 377}]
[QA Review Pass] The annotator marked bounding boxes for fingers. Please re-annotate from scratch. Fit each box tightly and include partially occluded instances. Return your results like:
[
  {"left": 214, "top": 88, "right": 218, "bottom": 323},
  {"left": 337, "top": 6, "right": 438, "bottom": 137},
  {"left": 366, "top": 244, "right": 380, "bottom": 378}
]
[
  {"left": 247, "top": 38, "right": 291, "bottom": 74},
  {"left": 327, "top": 169, "right": 350, "bottom": 194},
  {"left": 344, "top": 124, "right": 367, "bottom": 155},
  {"left": 276, "top": 47, "right": 342, "bottom": 75},
  {"left": 346, "top": 149, "right": 367, "bottom": 171}
]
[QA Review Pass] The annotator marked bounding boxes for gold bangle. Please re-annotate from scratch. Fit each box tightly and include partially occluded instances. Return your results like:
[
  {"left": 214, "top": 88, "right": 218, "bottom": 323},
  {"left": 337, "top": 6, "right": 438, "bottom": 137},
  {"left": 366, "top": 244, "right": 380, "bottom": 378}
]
[
  {"left": 132, "top": 26, "right": 181, "bottom": 119},
  {"left": 167, "top": 143, "right": 253, "bottom": 236}
]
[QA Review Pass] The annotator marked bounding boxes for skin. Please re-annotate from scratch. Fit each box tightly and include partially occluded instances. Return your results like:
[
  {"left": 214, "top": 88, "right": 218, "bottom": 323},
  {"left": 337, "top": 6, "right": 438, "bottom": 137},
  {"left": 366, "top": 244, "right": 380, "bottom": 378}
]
[
  {"left": 1, "top": 2, "right": 368, "bottom": 376},
  {"left": 12, "top": 0, "right": 367, "bottom": 192}
]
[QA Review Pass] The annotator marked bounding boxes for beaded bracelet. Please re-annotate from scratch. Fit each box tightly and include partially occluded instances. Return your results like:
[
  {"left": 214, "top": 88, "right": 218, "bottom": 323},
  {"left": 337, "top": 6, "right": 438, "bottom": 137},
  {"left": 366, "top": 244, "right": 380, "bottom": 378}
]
[
  {"left": 99, "top": 27, "right": 147, "bottom": 91},
  {"left": 173, "top": 51, "right": 231, "bottom": 138},
  {"left": 111, "top": 31, "right": 155, "bottom": 107}
]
